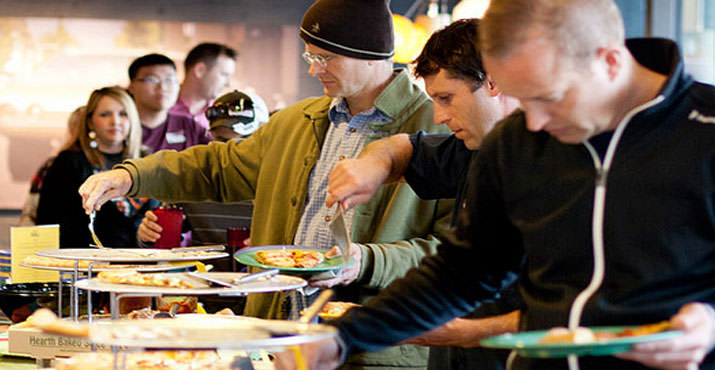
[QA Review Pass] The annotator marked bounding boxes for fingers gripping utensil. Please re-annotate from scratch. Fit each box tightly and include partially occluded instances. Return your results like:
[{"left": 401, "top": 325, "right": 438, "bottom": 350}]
[
  {"left": 328, "top": 203, "right": 351, "bottom": 264},
  {"left": 88, "top": 210, "right": 104, "bottom": 248}
]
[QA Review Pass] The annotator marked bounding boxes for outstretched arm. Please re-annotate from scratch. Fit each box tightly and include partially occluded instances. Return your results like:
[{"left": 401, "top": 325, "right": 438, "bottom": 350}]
[
  {"left": 326, "top": 133, "right": 413, "bottom": 209},
  {"left": 404, "top": 310, "right": 520, "bottom": 348}
]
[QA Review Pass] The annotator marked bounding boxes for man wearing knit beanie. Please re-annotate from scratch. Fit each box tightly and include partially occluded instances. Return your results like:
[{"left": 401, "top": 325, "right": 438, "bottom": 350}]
[{"left": 78, "top": 1, "right": 451, "bottom": 369}]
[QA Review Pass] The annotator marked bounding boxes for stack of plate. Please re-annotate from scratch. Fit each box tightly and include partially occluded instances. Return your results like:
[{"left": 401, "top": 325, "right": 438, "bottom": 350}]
[{"left": 0, "top": 249, "right": 10, "bottom": 282}]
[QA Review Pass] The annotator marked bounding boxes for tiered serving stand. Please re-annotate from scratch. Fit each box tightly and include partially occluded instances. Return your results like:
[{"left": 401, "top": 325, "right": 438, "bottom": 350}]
[
  {"left": 23, "top": 248, "right": 209, "bottom": 320},
  {"left": 20, "top": 248, "right": 337, "bottom": 369}
]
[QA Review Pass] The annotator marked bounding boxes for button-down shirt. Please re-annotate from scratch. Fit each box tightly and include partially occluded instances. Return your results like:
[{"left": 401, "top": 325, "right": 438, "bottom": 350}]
[{"left": 294, "top": 98, "right": 390, "bottom": 249}]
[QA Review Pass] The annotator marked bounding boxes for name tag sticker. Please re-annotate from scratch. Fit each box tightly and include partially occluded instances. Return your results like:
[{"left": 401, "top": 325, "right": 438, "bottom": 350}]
[{"left": 165, "top": 131, "right": 187, "bottom": 144}]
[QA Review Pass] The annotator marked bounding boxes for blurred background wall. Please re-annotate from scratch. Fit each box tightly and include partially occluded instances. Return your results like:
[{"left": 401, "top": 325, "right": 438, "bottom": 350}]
[{"left": 0, "top": 0, "right": 712, "bottom": 250}]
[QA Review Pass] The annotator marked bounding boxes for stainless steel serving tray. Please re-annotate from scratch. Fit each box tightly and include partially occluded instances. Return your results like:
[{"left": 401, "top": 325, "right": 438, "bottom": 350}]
[
  {"left": 19, "top": 262, "right": 182, "bottom": 273},
  {"left": 74, "top": 272, "right": 307, "bottom": 296},
  {"left": 88, "top": 315, "right": 337, "bottom": 349},
  {"left": 36, "top": 248, "right": 229, "bottom": 263}
]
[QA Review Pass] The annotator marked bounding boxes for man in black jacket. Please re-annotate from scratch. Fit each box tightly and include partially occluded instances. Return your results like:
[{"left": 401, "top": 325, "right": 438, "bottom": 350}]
[
  {"left": 327, "top": 18, "right": 521, "bottom": 370},
  {"left": 298, "top": 0, "right": 715, "bottom": 369}
]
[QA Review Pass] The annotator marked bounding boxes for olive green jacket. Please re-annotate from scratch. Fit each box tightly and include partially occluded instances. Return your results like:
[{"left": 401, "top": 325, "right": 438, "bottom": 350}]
[{"left": 120, "top": 69, "right": 453, "bottom": 369}]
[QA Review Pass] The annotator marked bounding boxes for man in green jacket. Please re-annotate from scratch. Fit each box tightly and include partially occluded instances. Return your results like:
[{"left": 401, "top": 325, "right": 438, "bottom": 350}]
[{"left": 79, "top": 0, "right": 451, "bottom": 368}]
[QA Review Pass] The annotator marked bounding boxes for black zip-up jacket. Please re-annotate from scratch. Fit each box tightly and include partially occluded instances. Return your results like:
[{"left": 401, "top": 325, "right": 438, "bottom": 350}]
[{"left": 332, "top": 38, "right": 715, "bottom": 370}]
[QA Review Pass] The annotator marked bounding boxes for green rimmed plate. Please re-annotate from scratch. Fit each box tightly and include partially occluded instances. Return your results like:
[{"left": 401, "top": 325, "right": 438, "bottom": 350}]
[
  {"left": 481, "top": 326, "right": 683, "bottom": 358},
  {"left": 234, "top": 246, "right": 354, "bottom": 274}
]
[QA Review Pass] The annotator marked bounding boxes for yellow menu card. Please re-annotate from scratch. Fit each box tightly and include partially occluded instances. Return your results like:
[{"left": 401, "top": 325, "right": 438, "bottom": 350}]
[{"left": 11, "top": 225, "right": 60, "bottom": 283}]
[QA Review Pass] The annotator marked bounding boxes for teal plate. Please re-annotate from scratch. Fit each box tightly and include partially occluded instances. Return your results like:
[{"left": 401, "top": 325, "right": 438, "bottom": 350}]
[
  {"left": 234, "top": 246, "right": 354, "bottom": 274},
  {"left": 481, "top": 326, "right": 683, "bottom": 358}
]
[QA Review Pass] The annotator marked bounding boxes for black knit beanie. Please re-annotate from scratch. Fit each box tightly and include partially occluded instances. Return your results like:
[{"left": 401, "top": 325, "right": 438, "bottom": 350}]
[{"left": 299, "top": 0, "right": 394, "bottom": 60}]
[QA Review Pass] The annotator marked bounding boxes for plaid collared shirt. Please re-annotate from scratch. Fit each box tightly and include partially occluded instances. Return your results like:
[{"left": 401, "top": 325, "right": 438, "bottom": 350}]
[{"left": 293, "top": 98, "right": 390, "bottom": 249}]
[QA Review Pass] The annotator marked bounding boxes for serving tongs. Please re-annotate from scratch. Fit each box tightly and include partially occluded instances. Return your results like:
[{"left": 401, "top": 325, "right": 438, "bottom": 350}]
[
  {"left": 88, "top": 210, "right": 104, "bottom": 248},
  {"left": 328, "top": 203, "right": 351, "bottom": 264},
  {"left": 170, "top": 245, "right": 226, "bottom": 253},
  {"left": 186, "top": 269, "right": 279, "bottom": 288}
]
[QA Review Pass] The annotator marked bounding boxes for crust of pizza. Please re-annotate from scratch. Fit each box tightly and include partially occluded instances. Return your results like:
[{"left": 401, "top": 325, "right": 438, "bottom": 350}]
[
  {"left": 255, "top": 249, "right": 325, "bottom": 268},
  {"left": 24, "top": 308, "right": 90, "bottom": 338},
  {"left": 318, "top": 301, "right": 359, "bottom": 319}
]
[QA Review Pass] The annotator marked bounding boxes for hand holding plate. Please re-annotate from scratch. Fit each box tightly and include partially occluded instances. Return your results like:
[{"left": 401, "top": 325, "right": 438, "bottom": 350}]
[
  {"left": 309, "top": 244, "right": 361, "bottom": 288},
  {"left": 615, "top": 302, "right": 714, "bottom": 370}
]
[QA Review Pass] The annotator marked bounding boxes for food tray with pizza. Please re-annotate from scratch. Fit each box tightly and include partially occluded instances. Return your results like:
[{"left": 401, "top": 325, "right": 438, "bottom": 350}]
[
  {"left": 21, "top": 255, "right": 179, "bottom": 272},
  {"left": 75, "top": 271, "right": 307, "bottom": 295},
  {"left": 480, "top": 322, "right": 682, "bottom": 358},
  {"left": 37, "top": 248, "right": 228, "bottom": 263},
  {"left": 55, "top": 350, "right": 233, "bottom": 370},
  {"left": 235, "top": 245, "right": 354, "bottom": 274},
  {"left": 88, "top": 315, "right": 337, "bottom": 349}
]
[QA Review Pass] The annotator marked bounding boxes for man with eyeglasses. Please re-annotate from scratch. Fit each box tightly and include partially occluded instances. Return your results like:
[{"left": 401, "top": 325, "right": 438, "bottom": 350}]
[
  {"left": 80, "top": 1, "right": 450, "bottom": 368},
  {"left": 169, "top": 43, "right": 249, "bottom": 132},
  {"left": 127, "top": 53, "right": 212, "bottom": 154}
]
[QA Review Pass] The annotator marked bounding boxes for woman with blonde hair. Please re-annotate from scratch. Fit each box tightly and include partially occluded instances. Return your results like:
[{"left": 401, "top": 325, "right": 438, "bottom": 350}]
[{"left": 37, "top": 86, "right": 144, "bottom": 247}]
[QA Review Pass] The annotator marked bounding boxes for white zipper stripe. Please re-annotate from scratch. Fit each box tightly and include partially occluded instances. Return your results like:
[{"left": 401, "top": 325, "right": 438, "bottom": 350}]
[{"left": 566, "top": 94, "right": 665, "bottom": 370}]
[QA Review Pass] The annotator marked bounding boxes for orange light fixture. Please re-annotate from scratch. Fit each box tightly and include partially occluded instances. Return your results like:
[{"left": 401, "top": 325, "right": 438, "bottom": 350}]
[
  {"left": 392, "top": 14, "right": 430, "bottom": 64},
  {"left": 452, "top": 0, "right": 491, "bottom": 20}
]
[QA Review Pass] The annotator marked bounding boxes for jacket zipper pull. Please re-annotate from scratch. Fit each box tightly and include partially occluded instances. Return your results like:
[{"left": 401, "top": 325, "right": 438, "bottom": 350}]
[{"left": 595, "top": 168, "right": 607, "bottom": 188}]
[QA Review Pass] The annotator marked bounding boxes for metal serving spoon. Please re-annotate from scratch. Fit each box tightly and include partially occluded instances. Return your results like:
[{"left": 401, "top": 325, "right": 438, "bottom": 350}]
[{"left": 88, "top": 210, "right": 104, "bottom": 248}]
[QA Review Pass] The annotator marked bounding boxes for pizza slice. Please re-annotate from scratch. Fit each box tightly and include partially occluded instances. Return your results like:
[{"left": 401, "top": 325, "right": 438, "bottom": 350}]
[
  {"left": 255, "top": 250, "right": 295, "bottom": 268},
  {"left": 97, "top": 271, "right": 207, "bottom": 289},
  {"left": 293, "top": 249, "right": 325, "bottom": 268}
]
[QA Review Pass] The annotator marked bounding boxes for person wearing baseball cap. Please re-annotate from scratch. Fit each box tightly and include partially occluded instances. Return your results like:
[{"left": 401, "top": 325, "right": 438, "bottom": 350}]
[{"left": 207, "top": 90, "right": 270, "bottom": 141}]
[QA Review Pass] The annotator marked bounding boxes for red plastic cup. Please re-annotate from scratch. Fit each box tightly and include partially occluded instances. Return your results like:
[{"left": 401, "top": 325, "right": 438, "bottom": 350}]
[
  {"left": 154, "top": 206, "right": 183, "bottom": 249},
  {"left": 227, "top": 227, "right": 250, "bottom": 249}
]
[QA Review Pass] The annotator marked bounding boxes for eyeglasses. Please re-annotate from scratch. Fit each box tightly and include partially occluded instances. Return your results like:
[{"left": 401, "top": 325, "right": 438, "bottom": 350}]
[
  {"left": 135, "top": 76, "right": 178, "bottom": 86},
  {"left": 302, "top": 51, "right": 334, "bottom": 68}
]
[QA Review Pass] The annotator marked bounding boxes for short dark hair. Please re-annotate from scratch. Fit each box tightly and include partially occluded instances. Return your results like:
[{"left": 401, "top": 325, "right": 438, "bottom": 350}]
[
  {"left": 184, "top": 43, "right": 237, "bottom": 71},
  {"left": 128, "top": 54, "right": 176, "bottom": 81},
  {"left": 413, "top": 18, "right": 486, "bottom": 90}
]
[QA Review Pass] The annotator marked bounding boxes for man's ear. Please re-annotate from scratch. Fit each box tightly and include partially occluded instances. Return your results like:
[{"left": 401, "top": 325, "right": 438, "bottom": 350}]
[
  {"left": 192, "top": 62, "right": 208, "bottom": 78},
  {"left": 484, "top": 77, "right": 501, "bottom": 97},
  {"left": 598, "top": 45, "right": 624, "bottom": 81}
]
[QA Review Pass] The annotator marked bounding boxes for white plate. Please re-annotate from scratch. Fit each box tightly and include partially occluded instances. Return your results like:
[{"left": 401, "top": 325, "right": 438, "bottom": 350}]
[
  {"left": 36, "top": 248, "right": 229, "bottom": 262},
  {"left": 74, "top": 272, "right": 306, "bottom": 295}
]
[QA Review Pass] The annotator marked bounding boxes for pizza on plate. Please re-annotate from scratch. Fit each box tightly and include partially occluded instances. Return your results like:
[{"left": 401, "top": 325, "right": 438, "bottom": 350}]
[
  {"left": 299, "top": 301, "right": 360, "bottom": 319},
  {"left": 539, "top": 321, "right": 673, "bottom": 344},
  {"left": 55, "top": 350, "right": 228, "bottom": 370},
  {"left": 19, "top": 308, "right": 90, "bottom": 337},
  {"left": 97, "top": 270, "right": 208, "bottom": 289},
  {"left": 255, "top": 249, "right": 325, "bottom": 268}
]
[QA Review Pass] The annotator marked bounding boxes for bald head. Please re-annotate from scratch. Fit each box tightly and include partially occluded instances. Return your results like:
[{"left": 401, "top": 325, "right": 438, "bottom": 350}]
[{"left": 480, "top": 0, "right": 624, "bottom": 62}]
